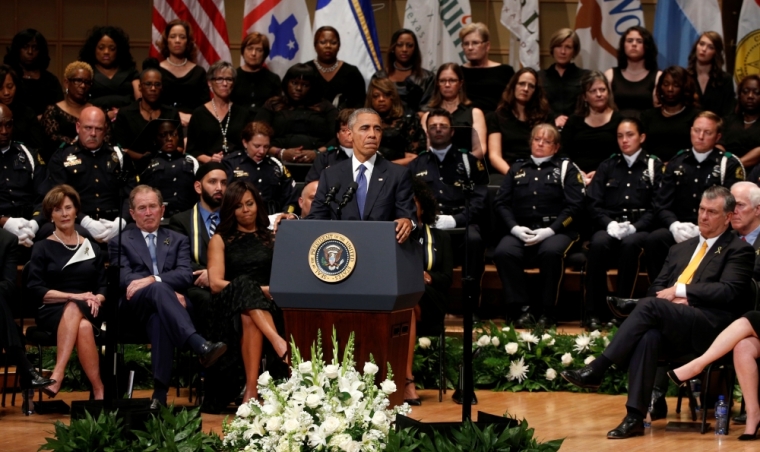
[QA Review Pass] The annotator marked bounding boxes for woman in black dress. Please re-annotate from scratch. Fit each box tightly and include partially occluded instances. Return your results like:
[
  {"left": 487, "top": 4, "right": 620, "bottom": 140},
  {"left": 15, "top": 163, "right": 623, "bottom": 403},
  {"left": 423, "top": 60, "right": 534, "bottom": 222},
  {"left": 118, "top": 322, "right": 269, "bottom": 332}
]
[
  {"left": 231, "top": 32, "right": 281, "bottom": 113},
  {"left": 3, "top": 29, "right": 63, "bottom": 117},
  {"left": 0, "top": 64, "right": 44, "bottom": 149},
  {"left": 421, "top": 63, "right": 486, "bottom": 159},
  {"left": 373, "top": 29, "right": 434, "bottom": 112},
  {"left": 562, "top": 70, "right": 623, "bottom": 180},
  {"left": 79, "top": 26, "right": 140, "bottom": 121},
  {"left": 187, "top": 61, "right": 252, "bottom": 164},
  {"left": 487, "top": 68, "right": 553, "bottom": 179},
  {"left": 306, "top": 26, "right": 366, "bottom": 110},
  {"left": 539, "top": 28, "right": 589, "bottom": 128},
  {"left": 640, "top": 66, "right": 700, "bottom": 162},
  {"left": 720, "top": 75, "right": 760, "bottom": 168},
  {"left": 459, "top": 23, "right": 515, "bottom": 114},
  {"left": 687, "top": 31, "right": 735, "bottom": 118},
  {"left": 156, "top": 19, "right": 210, "bottom": 126},
  {"left": 366, "top": 76, "right": 424, "bottom": 165},
  {"left": 207, "top": 180, "right": 288, "bottom": 405},
  {"left": 604, "top": 26, "right": 661, "bottom": 119},
  {"left": 27, "top": 185, "right": 106, "bottom": 400}
]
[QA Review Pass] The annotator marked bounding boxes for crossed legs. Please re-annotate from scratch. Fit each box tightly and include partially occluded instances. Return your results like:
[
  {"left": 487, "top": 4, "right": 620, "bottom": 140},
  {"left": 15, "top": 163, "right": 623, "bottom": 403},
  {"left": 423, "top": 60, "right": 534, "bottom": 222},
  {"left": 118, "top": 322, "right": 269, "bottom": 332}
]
[{"left": 240, "top": 309, "right": 287, "bottom": 402}]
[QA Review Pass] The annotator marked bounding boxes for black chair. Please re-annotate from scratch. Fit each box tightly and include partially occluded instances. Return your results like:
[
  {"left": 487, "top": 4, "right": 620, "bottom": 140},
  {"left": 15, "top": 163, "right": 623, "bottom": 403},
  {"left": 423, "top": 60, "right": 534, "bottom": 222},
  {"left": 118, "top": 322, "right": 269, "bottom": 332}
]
[{"left": 1, "top": 265, "right": 24, "bottom": 408}]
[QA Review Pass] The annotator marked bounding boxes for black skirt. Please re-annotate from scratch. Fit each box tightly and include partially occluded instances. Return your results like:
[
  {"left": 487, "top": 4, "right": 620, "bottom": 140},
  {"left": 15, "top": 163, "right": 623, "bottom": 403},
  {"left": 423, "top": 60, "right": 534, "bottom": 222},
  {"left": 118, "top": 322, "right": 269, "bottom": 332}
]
[
  {"left": 36, "top": 299, "right": 102, "bottom": 337},
  {"left": 742, "top": 311, "right": 760, "bottom": 336}
]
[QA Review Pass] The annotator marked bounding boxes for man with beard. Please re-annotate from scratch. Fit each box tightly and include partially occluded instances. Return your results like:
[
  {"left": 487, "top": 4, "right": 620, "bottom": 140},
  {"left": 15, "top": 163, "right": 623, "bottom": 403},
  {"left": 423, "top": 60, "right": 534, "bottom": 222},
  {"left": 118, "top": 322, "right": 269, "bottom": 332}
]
[{"left": 168, "top": 162, "right": 228, "bottom": 334}]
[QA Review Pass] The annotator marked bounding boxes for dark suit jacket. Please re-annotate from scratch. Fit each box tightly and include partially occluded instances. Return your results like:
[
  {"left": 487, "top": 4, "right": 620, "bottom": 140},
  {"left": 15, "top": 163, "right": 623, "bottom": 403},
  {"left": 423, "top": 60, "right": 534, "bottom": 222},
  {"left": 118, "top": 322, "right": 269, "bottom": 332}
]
[
  {"left": 306, "top": 155, "right": 416, "bottom": 222},
  {"left": 167, "top": 204, "right": 210, "bottom": 271},
  {"left": 0, "top": 229, "right": 17, "bottom": 302},
  {"left": 108, "top": 227, "right": 193, "bottom": 293},
  {"left": 751, "top": 233, "right": 760, "bottom": 281}
]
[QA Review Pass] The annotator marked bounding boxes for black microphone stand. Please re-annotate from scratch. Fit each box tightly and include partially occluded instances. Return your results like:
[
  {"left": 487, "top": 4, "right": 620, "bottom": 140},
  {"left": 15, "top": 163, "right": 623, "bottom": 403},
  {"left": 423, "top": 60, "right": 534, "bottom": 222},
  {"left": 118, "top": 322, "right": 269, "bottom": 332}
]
[
  {"left": 336, "top": 183, "right": 358, "bottom": 221},
  {"left": 458, "top": 177, "right": 476, "bottom": 421}
]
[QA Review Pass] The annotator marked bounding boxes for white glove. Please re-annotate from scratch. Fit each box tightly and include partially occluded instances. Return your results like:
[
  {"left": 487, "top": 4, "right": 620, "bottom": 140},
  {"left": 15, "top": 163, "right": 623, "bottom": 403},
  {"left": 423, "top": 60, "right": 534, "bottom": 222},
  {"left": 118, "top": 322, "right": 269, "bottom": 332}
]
[
  {"left": 434, "top": 215, "right": 457, "bottom": 230},
  {"left": 99, "top": 217, "right": 125, "bottom": 242},
  {"left": 81, "top": 215, "right": 109, "bottom": 241},
  {"left": 606, "top": 221, "right": 624, "bottom": 240},
  {"left": 267, "top": 213, "right": 281, "bottom": 231},
  {"left": 682, "top": 222, "right": 699, "bottom": 240},
  {"left": 3, "top": 217, "right": 30, "bottom": 236},
  {"left": 670, "top": 221, "right": 692, "bottom": 243},
  {"left": 510, "top": 226, "right": 535, "bottom": 242},
  {"left": 619, "top": 222, "right": 636, "bottom": 239},
  {"left": 525, "top": 227, "right": 555, "bottom": 246},
  {"left": 27, "top": 219, "right": 39, "bottom": 235}
]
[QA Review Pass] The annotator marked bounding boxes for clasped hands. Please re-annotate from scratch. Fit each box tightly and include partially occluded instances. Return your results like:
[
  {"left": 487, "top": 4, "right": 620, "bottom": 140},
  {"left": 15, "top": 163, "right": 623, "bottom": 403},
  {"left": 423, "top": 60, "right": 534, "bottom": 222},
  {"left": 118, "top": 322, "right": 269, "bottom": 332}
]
[
  {"left": 126, "top": 276, "right": 186, "bottom": 307},
  {"left": 2, "top": 217, "right": 38, "bottom": 247},
  {"left": 70, "top": 292, "right": 104, "bottom": 316},
  {"left": 655, "top": 285, "right": 689, "bottom": 305},
  {"left": 606, "top": 221, "right": 637, "bottom": 240},
  {"left": 510, "top": 226, "right": 555, "bottom": 246}
]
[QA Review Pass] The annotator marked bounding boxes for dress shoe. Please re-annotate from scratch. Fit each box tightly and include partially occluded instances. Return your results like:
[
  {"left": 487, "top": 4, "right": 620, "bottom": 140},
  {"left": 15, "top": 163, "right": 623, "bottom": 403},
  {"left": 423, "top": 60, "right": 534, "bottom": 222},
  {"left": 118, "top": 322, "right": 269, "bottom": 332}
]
[
  {"left": 735, "top": 413, "right": 747, "bottom": 424},
  {"left": 560, "top": 366, "right": 603, "bottom": 390},
  {"left": 585, "top": 317, "right": 604, "bottom": 332},
  {"left": 404, "top": 379, "right": 421, "bottom": 406},
  {"left": 738, "top": 422, "right": 760, "bottom": 441},
  {"left": 28, "top": 369, "right": 55, "bottom": 390},
  {"left": 198, "top": 341, "right": 227, "bottom": 368},
  {"left": 666, "top": 370, "right": 687, "bottom": 388},
  {"left": 537, "top": 315, "right": 557, "bottom": 329},
  {"left": 606, "top": 318, "right": 620, "bottom": 329},
  {"left": 607, "top": 415, "right": 645, "bottom": 439},
  {"left": 451, "top": 388, "right": 478, "bottom": 405},
  {"left": 648, "top": 395, "right": 668, "bottom": 421},
  {"left": 607, "top": 296, "right": 639, "bottom": 318},
  {"left": 149, "top": 398, "right": 165, "bottom": 410},
  {"left": 513, "top": 313, "right": 533, "bottom": 329}
]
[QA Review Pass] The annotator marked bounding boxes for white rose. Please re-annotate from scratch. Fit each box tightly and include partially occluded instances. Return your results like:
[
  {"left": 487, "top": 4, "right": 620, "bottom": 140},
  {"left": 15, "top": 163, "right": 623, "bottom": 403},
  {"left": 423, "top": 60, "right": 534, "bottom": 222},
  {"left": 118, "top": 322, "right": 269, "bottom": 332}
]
[
  {"left": 561, "top": 352, "right": 573, "bottom": 366},
  {"left": 380, "top": 379, "right": 396, "bottom": 394},
  {"left": 477, "top": 335, "right": 491, "bottom": 347},
  {"left": 502, "top": 326, "right": 510, "bottom": 332},
  {"left": 545, "top": 368, "right": 557, "bottom": 381},
  {"left": 584, "top": 355, "right": 596, "bottom": 365},
  {"left": 262, "top": 404, "right": 278, "bottom": 416},
  {"left": 236, "top": 403, "right": 252, "bottom": 418},
  {"left": 258, "top": 371, "right": 272, "bottom": 386},
  {"left": 266, "top": 416, "right": 282, "bottom": 432},
  {"left": 418, "top": 337, "right": 432, "bottom": 349},
  {"left": 590, "top": 330, "right": 601, "bottom": 339},
  {"left": 541, "top": 334, "right": 556, "bottom": 346},
  {"left": 324, "top": 364, "right": 340, "bottom": 379},
  {"left": 321, "top": 416, "right": 341, "bottom": 435},
  {"left": 298, "top": 361, "right": 313, "bottom": 374},
  {"left": 371, "top": 410, "right": 388, "bottom": 427},
  {"left": 306, "top": 393, "right": 322, "bottom": 409},
  {"left": 504, "top": 342, "right": 519, "bottom": 355},
  {"left": 343, "top": 441, "right": 361, "bottom": 452},
  {"left": 491, "top": 336, "right": 500, "bottom": 347},
  {"left": 283, "top": 418, "right": 301, "bottom": 433},
  {"left": 363, "top": 362, "right": 379, "bottom": 375}
]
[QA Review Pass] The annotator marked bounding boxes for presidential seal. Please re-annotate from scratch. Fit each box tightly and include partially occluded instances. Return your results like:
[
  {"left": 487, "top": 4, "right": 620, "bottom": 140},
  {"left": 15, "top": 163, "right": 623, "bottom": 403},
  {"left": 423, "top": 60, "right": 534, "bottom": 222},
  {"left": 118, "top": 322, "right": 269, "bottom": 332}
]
[
  {"left": 735, "top": 29, "right": 760, "bottom": 84},
  {"left": 308, "top": 233, "right": 357, "bottom": 282}
]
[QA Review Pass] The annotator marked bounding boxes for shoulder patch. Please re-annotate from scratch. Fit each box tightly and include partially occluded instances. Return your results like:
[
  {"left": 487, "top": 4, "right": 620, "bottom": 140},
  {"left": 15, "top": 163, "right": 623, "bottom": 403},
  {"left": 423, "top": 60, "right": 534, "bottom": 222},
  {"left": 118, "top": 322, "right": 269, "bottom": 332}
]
[
  {"left": 457, "top": 148, "right": 468, "bottom": 154},
  {"left": 675, "top": 149, "right": 687, "bottom": 156},
  {"left": 476, "top": 160, "right": 485, "bottom": 171},
  {"left": 737, "top": 165, "right": 745, "bottom": 181},
  {"left": 326, "top": 146, "right": 338, "bottom": 153}
]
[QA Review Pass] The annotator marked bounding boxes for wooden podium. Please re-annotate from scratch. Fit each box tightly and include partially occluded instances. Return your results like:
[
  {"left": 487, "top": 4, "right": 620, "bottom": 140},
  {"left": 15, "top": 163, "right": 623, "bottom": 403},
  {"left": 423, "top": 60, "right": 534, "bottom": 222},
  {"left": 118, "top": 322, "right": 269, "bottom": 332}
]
[{"left": 270, "top": 221, "right": 423, "bottom": 407}]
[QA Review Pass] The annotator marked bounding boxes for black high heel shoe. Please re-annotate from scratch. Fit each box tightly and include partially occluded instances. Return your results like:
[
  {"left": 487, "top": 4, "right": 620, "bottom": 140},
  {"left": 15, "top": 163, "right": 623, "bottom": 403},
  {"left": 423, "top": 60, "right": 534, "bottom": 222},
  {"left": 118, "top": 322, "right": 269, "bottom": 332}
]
[
  {"left": 404, "top": 378, "right": 421, "bottom": 406},
  {"left": 666, "top": 370, "right": 687, "bottom": 388},
  {"left": 739, "top": 422, "right": 760, "bottom": 441},
  {"left": 28, "top": 368, "right": 55, "bottom": 390}
]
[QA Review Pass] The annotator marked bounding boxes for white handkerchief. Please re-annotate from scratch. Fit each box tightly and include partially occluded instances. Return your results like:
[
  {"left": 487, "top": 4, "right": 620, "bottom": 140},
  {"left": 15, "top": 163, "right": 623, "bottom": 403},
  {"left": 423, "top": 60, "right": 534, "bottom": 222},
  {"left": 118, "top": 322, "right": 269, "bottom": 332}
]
[{"left": 63, "top": 238, "right": 95, "bottom": 269}]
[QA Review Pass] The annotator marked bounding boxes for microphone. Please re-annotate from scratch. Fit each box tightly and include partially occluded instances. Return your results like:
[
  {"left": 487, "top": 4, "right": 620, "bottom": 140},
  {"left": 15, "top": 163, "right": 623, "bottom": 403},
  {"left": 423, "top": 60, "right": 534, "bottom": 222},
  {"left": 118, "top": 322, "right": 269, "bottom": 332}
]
[
  {"left": 324, "top": 182, "right": 341, "bottom": 205},
  {"left": 338, "top": 182, "right": 359, "bottom": 209}
]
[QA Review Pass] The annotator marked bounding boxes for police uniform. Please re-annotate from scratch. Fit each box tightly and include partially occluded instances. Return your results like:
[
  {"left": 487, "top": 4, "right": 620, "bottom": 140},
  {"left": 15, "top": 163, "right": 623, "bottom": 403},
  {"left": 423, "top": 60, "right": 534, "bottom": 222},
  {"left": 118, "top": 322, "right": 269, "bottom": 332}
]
[
  {"left": 492, "top": 155, "right": 585, "bottom": 321},
  {"left": 586, "top": 151, "right": 663, "bottom": 323},
  {"left": 644, "top": 148, "right": 745, "bottom": 279},
  {"left": 305, "top": 145, "right": 351, "bottom": 184},
  {"left": 141, "top": 151, "right": 199, "bottom": 218},
  {"left": 223, "top": 150, "right": 298, "bottom": 214},
  {"left": 0, "top": 142, "right": 46, "bottom": 220}
]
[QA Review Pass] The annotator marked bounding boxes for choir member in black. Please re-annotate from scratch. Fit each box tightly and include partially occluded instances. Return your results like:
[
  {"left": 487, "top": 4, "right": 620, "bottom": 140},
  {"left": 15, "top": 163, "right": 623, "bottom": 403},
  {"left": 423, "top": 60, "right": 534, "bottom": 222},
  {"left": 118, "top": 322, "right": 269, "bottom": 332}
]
[
  {"left": 562, "top": 71, "right": 623, "bottom": 181},
  {"left": 187, "top": 61, "right": 252, "bottom": 164},
  {"left": 0, "top": 64, "right": 44, "bottom": 149},
  {"left": 604, "top": 26, "right": 661, "bottom": 119},
  {"left": 113, "top": 66, "right": 180, "bottom": 168},
  {"left": 79, "top": 26, "right": 140, "bottom": 121},
  {"left": 585, "top": 118, "right": 663, "bottom": 331},
  {"left": 156, "top": 20, "right": 210, "bottom": 126},
  {"left": 305, "top": 108, "right": 354, "bottom": 184},
  {"left": 373, "top": 29, "right": 435, "bottom": 112},
  {"left": 258, "top": 63, "right": 337, "bottom": 165},
  {"left": 718, "top": 75, "right": 760, "bottom": 168},
  {"left": 223, "top": 121, "right": 297, "bottom": 214},
  {"left": 306, "top": 26, "right": 366, "bottom": 110},
  {"left": 487, "top": 68, "right": 553, "bottom": 183},
  {"left": 687, "top": 31, "right": 735, "bottom": 118},
  {"left": 206, "top": 180, "right": 289, "bottom": 406},
  {"left": 539, "top": 28, "right": 589, "bottom": 128},
  {"left": 27, "top": 185, "right": 107, "bottom": 399},
  {"left": 640, "top": 66, "right": 700, "bottom": 162},
  {"left": 421, "top": 63, "right": 486, "bottom": 159},
  {"left": 404, "top": 177, "right": 453, "bottom": 405},
  {"left": 138, "top": 119, "right": 198, "bottom": 217},
  {"left": 231, "top": 32, "right": 281, "bottom": 114},
  {"left": 41, "top": 61, "right": 95, "bottom": 163},
  {"left": 643, "top": 111, "right": 745, "bottom": 280},
  {"left": 3, "top": 29, "right": 63, "bottom": 117},
  {"left": 493, "top": 124, "right": 585, "bottom": 327},
  {"left": 459, "top": 23, "right": 515, "bottom": 114},
  {"left": 366, "top": 76, "right": 424, "bottom": 165}
]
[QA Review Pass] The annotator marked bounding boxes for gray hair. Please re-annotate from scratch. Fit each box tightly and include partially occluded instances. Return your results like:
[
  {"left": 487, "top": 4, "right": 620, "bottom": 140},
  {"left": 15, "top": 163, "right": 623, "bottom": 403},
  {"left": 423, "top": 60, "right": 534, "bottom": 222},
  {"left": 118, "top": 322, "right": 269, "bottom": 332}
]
[
  {"left": 732, "top": 181, "right": 760, "bottom": 208},
  {"left": 702, "top": 185, "right": 735, "bottom": 214},
  {"left": 129, "top": 184, "right": 164, "bottom": 209},
  {"left": 347, "top": 108, "right": 380, "bottom": 129},
  {"left": 206, "top": 60, "right": 236, "bottom": 81}
]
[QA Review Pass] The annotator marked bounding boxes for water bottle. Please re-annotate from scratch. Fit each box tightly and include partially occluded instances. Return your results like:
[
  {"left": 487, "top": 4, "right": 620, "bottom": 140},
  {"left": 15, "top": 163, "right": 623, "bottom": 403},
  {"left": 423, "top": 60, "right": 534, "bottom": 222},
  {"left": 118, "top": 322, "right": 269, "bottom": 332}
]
[{"left": 715, "top": 395, "right": 728, "bottom": 435}]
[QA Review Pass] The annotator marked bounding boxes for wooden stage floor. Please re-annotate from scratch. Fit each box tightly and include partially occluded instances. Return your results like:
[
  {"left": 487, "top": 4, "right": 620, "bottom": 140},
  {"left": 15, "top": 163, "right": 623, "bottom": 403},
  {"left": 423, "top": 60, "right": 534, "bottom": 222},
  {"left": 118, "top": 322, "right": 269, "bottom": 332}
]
[{"left": 0, "top": 388, "right": 757, "bottom": 451}]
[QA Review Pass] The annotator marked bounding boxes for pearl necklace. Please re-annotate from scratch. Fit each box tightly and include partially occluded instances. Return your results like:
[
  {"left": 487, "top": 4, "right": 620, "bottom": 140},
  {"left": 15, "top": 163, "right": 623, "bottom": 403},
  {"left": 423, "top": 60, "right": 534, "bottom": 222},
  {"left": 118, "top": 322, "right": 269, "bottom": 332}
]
[
  {"left": 744, "top": 115, "right": 758, "bottom": 125},
  {"left": 212, "top": 100, "right": 232, "bottom": 152},
  {"left": 393, "top": 62, "right": 413, "bottom": 71},
  {"left": 314, "top": 59, "right": 339, "bottom": 73},
  {"left": 166, "top": 57, "right": 188, "bottom": 67},
  {"left": 662, "top": 106, "right": 685, "bottom": 117},
  {"left": 53, "top": 230, "right": 80, "bottom": 251}
]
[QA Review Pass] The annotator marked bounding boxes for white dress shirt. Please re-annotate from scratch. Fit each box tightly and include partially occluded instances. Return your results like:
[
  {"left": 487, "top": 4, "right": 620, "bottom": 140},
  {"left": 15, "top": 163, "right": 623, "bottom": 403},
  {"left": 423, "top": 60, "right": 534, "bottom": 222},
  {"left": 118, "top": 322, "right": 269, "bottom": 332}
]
[
  {"left": 351, "top": 153, "right": 377, "bottom": 194},
  {"left": 141, "top": 229, "right": 162, "bottom": 282},
  {"left": 675, "top": 234, "right": 721, "bottom": 297}
]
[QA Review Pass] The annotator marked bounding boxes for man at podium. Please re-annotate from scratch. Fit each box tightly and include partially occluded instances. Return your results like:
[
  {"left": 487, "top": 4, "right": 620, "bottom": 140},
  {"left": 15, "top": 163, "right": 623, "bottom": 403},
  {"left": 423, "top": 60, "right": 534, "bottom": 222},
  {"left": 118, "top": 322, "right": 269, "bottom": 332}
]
[{"left": 305, "top": 108, "right": 417, "bottom": 244}]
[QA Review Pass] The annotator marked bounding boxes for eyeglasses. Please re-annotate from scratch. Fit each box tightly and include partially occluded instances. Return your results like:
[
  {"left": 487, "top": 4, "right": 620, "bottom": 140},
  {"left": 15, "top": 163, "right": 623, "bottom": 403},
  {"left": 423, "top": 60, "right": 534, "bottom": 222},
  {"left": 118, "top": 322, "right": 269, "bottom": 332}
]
[
  {"left": 142, "top": 82, "right": 162, "bottom": 89},
  {"left": 438, "top": 78, "right": 460, "bottom": 85},
  {"left": 463, "top": 40, "right": 485, "bottom": 48},
  {"left": 429, "top": 124, "right": 451, "bottom": 131},
  {"left": 211, "top": 77, "right": 234, "bottom": 85},
  {"left": 69, "top": 78, "right": 93, "bottom": 87},
  {"left": 532, "top": 137, "right": 555, "bottom": 145}
]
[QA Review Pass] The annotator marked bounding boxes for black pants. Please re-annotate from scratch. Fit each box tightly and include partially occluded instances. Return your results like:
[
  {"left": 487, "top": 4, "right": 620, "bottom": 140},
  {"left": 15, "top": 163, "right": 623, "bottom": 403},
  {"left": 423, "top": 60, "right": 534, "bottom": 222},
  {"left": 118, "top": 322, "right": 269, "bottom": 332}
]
[
  {"left": 643, "top": 228, "right": 676, "bottom": 282},
  {"left": 449, "top": 225, "right": 484, "bottom": 308},
  {"left": 586, "top": 230, "right": 648, "bottom": 320},
  {"left": 602, "top": 298, "right": 728, "bottom": 414}
]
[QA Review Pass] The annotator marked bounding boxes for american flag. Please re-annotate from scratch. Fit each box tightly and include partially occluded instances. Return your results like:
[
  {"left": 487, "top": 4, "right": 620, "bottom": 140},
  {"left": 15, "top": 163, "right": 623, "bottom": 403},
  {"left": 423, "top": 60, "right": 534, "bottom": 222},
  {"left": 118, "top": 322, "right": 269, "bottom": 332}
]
[{"left": 150, "top": 0, "right": 232, "bottom": 68}]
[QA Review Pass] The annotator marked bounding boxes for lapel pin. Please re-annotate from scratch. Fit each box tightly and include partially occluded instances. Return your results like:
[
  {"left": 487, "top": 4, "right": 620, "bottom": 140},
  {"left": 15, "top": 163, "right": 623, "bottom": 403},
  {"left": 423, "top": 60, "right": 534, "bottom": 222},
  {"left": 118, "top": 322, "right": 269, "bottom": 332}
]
[
  {"left": 715, "top": 246, "right": 722, "bottom": 254},
  {"left": 84, "top": 246, "right": 89, "bottom": 256},
  {"left": 378, "top": 178, "right": 383, "bottom": 181},
  {"left": 164, "top": 238, "right": 170, "bottom": 246}
]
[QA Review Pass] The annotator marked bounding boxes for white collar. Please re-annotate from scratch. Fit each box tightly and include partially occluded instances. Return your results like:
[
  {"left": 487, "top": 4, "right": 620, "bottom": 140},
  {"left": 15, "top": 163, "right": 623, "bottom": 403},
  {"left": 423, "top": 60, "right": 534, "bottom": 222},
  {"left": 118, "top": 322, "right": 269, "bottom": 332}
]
[
  {"left": 531, "top": 155, "right": 552, "bottom": 166},
  {"left": 340, "top": 146, "right": 353, "bottom": 158},
  {"left": 699, "top": 234, "right": 721, "bottom": 252},
  {"left": 62, "top": 238, "right": 95, "bottom": 269},
  {"left": 352, "top": 153, "right": 377, "bottom": 174},
  {"left": 141, "top": 229, "right": 160, "bottom": 240},
  {"left": 622, "top": 149, "right": 642, "bottom": 167},
  {"left": 430, "top": 144, "right": 453, "bottom": 161},
  {"left": 692, "top": 148, "right": 713, "bottom": 163},
  {"left": 0, "top": 144, "right": 10, "bottom": 154}
]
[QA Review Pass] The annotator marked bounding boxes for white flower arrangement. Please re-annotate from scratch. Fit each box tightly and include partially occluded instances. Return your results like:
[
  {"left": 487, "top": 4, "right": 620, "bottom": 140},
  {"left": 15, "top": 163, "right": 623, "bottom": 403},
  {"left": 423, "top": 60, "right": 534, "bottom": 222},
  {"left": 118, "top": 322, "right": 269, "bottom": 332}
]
[
  {"left": 545, "top": 368, "right": 557, "bottom": 381},
  {"left": 573, "top": 334, "right": 592, "bottom": 353},
  {"left": 518, "top": 332, "right": 540, "bottom": 350},
  {"left": 477, "top": 335, "right": 491, "bottom": 347},
  {"left": 507, "top": 357, "right": 529, "bottom": 383},
  {"left": 223, "top": 329, "right": 411, "bottom": 451},
  {"left": 417, "top": 337, "right": 431, "bottom": 349}
]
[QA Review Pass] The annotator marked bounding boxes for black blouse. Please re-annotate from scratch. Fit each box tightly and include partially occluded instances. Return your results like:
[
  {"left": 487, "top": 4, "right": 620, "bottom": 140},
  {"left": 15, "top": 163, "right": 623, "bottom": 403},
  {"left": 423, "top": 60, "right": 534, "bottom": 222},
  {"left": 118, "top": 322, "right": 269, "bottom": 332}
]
[
  {"left": 41, "top": 104, "right": 78, "bottom": 163},
  {"left": 16, "top": 70, "right": 64, "bottom": 116},
  {"left": 113, "top": 101, "right": 180, "bottom": 152},
  {"left": 230, "top": 68, "right": 281, "bottom": 111},
  {"left": 640, "top": 107, "right": 700, "bottom": 162},
  {"left": 374, "top": 68, "right": 435, "bottom": 112},
  {"left": 539, "top": 63, "right": 589, "bottom": 117},
  {"left": 305, "top": 61, "right": 366, "bottom": 110},
  {"left": 561, "top": 111, "right": 623, "bottom": 173},
  {"left": 461, "top": 64, "right": 515, "bottom": 114},
  {"left": 697, "top": 72, "right": 735, "bottom": 117},
  {"left": 611, "top": 68, "right": 656, "bottom": 119},
  {"left": 487, "top": 110, "right": 539, "bottom": 164},
  {"left": 256, "top": 101, "right": 338, "bottom": 150},
  {"left": 719, "top": 113, "right": 760, "bottom": 159},
  {"left": 27, "top": 238, "right": 107, "bottom": 304},
  {"left": 89, "top": 67, "right": 139, "bottom": 110},
  {"left": 7, "top": 100, "right": 44, "bottom": 149},
  {"left": 187, "top": 104, "right": 253, "bottom": 157},
  {"left": 159, "top": 66, "right": 210, "bottom": 114}
]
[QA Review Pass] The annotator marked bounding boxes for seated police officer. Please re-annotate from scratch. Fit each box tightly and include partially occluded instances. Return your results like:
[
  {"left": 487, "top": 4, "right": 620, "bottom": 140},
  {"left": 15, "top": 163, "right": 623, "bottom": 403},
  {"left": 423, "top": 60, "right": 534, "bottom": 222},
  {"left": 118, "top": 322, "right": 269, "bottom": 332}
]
[
  {"left": 305, "top": 108, "right": 354, "bottom": 184},
  {"left": 407, "top": 108, "right": 488, "bottom": 316},
  {"left": 492, "top": 123, "right": 585, "bottom": 327},
  {"left": 223, "top": 121, "right": 297, "bottom": 214},
  {"left": 138, "top": 119, "right": 199, "bottom": 218},
  {"left": 585, "top": 118, "right": 663, "bottom": 331}
]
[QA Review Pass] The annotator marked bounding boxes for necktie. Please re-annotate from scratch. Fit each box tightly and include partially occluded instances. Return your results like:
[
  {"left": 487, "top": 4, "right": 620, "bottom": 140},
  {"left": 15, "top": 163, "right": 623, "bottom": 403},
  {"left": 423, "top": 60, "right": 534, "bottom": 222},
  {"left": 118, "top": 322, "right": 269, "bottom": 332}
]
[
  {"left": 676, "top": 241, "right": 708, "bottom": 284},
  {"left": 147, "top": 233, "right": 159, "bottom": 276},
  {"left": 209, "top": 213, "right": 218, "bottom": 236},
  {"left": 741, "top": 236, "right": 747, "bottom": 242},
  {"left": 356, "top": 164, "right": 367, "bottom": 219}
]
